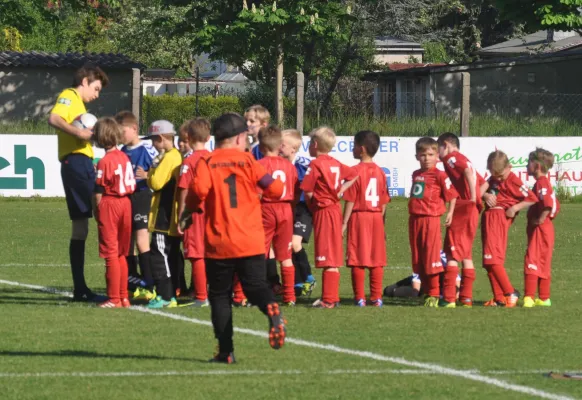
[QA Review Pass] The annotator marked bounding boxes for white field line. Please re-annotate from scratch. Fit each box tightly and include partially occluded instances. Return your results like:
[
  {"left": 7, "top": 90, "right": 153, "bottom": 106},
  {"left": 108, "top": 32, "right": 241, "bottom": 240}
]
[{"left": 0, "top": 279, "right": 574, "bottom": 400}]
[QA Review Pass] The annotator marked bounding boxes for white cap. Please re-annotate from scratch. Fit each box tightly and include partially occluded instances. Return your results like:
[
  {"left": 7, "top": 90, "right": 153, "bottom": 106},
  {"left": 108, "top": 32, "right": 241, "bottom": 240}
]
[{"left": 146, "top": 120, "right": 176, "bottom": 137}]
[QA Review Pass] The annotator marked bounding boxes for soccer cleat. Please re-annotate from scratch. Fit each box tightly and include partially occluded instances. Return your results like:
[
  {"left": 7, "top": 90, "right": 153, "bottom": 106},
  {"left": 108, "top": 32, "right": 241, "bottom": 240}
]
[
  {"left": 73, "top": 289, "right": 104, "bottom": 303},
  {"left": 424, "top": 296, "right": 439, "bottom": 308},
  {"left": 302, "top": 279, "right": 316, "bottom": 297},
  {"left": 189, "top": 299, "right": 210, "bottom": 308},
  {"left": 233, "top": 298, "right": 250, "bottom": 307},
  {"left": 355, "top": 299, "right": 366, "bottom": 307},
  {"left": 133, "top": 287, "right": 156, "bottom": 301},
  {"left": 266, "top": 303, "right": 286, "bottom": 350},
  {"left": 283, "top": 301, "right": 296, "bottom": 307},
  {"left": 459, "top": 297, "right": 473, "bottom": 308},
  {"left": 505, "top": 291, "right": 520, "bottom": 308},
  {"left": 209, "top": 351, "right": 236, "bottom": 364},
  {"left": 522, "top": 296, "right": 535, "bottom": 308},
  {"left": 371, "top": 299, "right": 383, "bottom": 308},
  {"left": 311, "top": 298, "right": 336, "bottom": 309},
  {"left": 438, "top": 299, "right": 456, "bottom": 308},
  {"left": 147, "top": 296, "right": 177, "bottom": 309},
  {"left": 535, "top": 298, "right": 552, "bottom": 307},
  {"left": 121, "top": 298, "right": 131, "bottom": 308},
  {"left": 98, "top": 300, "right": 121, "bottom": 308},
  {"left": 484, "top": 298, "right": 506, "bottom": 307}
]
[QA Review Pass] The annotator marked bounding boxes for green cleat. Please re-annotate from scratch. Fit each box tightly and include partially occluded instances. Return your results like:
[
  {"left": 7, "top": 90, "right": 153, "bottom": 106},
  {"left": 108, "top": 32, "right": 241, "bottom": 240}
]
[
  {"left": 424, "top": 296, "right": 439, "bottom": 308},
  {"left": 133, "top": 287, "right": 157, "bottom": 301},
  {"left": 302, "top": 280, "right": 316, "bottom": 297},
  {"left": 189, "top": 299, "right": 209, "bottom": 308},
  {"left": 147, "top": 296, "right": 177, "bottom": 309},
  {"left": 534, "top": 298, "right": 552, "bottom": 307},
  {"left": 438, "top": 299, "right": 456, "bottom": 308},
  {"left": 522, "top": 296, "right": 535, "bottom": 308}
]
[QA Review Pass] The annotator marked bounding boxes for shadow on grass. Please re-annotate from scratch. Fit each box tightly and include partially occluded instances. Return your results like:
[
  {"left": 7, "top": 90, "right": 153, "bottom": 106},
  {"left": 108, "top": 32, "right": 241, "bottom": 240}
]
[{"left": 0, "top": 349, "right": 208, "bottom": 363}]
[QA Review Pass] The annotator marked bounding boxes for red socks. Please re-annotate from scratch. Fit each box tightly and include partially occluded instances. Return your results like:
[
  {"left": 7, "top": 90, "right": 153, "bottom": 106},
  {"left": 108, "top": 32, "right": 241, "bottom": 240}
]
[
  {"left": 322, "top": 269, "right": 340, "bottom": 304},
  {"left": 369, "top": 267, "right": 384, "bottom": 302},
  {"left": 484, "top": 265, "right": 504, "bottom": 302},
  {"left": 281, "top": 266, "right": 296, "bottom": 303},
  {"left": 105, "top": 256, "right": 121, "bottom": 303},
  {"left": 538, "top": 278, "right": 551, "bottom": 301},
  {"left": 459, "top": 268, "right": 475, "bottom": 301},
  {"left": 443, "top": 265, "right": 459, "bottom": 303},
  {"left": 524, "top": 274, "right": 538, "bottom": 298},
  {"left": 491, "top": 264, "right": 514, "bottom": 295},
  {"left": 232, "top": 273, "right": 246, "bottom": 303},
  {"left": 118, "top": 256, "right": 128, "bottom": 300},
  {"left": 351, "top": 267, "right": 366, "bottom": 300},
  {"left": 191, "top": 258, "right": 207, "bottom": 301},
  {"left": 426, "top": 273, "right": 440, "bottom": 298}
]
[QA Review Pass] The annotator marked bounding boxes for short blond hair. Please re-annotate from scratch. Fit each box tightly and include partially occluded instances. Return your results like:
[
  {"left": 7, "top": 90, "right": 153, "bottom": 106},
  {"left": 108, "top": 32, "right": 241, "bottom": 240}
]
[
  {"left": 258, "top": 125, "right": 282, "bottom": 152},
  {"left": 529, "top": 148, "right": 554, "bottom": 174},
  {"left": 114, "top": 110, "right": 138, "bottom": 127},
  {"left": 244, "top": 105, "right": 271, "bottom": 124},
  {"left": 309, "top": 126, "right": 336, "bottom": 153},
  {"left": 487, "top": 150, "right": 510, "bottom": 175},
  {"left": 94, "top": 117, "right": 122, "bottom": 149},
  {"left": 415, "top": 137, "right": 438, "bottom": 154},
  {"left": 282, "top": 129, "right": 303, "bottom": 151}
]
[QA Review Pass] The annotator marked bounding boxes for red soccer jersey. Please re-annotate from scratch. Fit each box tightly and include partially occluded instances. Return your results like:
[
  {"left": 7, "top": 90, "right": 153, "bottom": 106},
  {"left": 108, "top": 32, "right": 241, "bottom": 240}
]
[
  {"left": 343, "top": 162, "right": 390, "bottom": 212},
  {"left": 527, "top": 176, "right": 560, "bottom": 221},
  {"left": 300, "top": 154, "right": 356, "bottom": 209},
  {"left": 441, "top": 151, "right": 485, "bottom": 208},
  {"left": 408, "top": 167, "right": 458, "bottom": 216},
  {"left": 258, "top": 156, "right": 298, "bottom": 203},
  {"left": 178, "top": 149, "right": 210, "bottom": 199},
  {"left": 486, "top": 172, "right": 538, "bottom": 210},
  {"left": 96, "top": 149, "right": 136, "bottom": 197}
]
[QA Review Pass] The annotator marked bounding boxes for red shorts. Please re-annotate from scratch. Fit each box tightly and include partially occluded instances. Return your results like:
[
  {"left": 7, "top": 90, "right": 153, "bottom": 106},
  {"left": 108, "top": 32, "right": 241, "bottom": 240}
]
[
  {"left": 444, "top": 200, "right": 479, "bottom": 262},
  {"left": 97, "top": 196, "right": 132, "bottom": 258},
  {"left": 347, "top": 211, "right": 386, "bottom": 267},
  {"left": 183, "top": 211, "right": 205, "bottom": 260},
  {"left": 524, "top": 221, "right": 554, "bottom": 279},
  {"left": 481, "top": 208, "right": 513, "bottom": 265},
  {"left": 408, "top": 215, "right": 444, "bottom": 276},
  {"left": 313, "top": 203, "right": 343, "bottom": 267},
  {"left": 262, "top": 202, "right": 293, "bottom": 261}
]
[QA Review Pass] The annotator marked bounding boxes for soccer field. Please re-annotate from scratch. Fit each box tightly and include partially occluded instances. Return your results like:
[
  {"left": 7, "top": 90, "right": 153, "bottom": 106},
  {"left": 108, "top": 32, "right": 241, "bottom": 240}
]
[{"left": 0, "top": 197, "right": 580, "bottom": 400}]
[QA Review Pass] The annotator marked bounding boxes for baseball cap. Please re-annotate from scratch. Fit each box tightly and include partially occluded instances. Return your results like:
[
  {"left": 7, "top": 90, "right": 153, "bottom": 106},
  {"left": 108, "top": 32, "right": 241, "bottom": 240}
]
[
  {"left": 146, "top": 120, "right": 176, "bottom": 137},
  {"left": 212, "top": 113, "right": 248, "bottom": 142}
]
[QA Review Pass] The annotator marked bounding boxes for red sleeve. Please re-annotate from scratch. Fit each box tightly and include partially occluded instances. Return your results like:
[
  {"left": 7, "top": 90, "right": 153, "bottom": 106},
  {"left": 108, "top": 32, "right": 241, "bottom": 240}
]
[
  {"left": 540, "top": 180, "right": 555, "bottom": 209},
  {"left": 177, "top": 160, "right": 194, "bottom": 190},
  {"left": 95, "top": 158, "right": 106, "bottom": 188},
  {"left": 510, "top": 174, "right": 538, "bottom": 203},
  {"left": 379, "top": 170, "right": 391, "bottom": 205},
  {"left": 188, "top": 157, "right": 212, "bottom": 210},
  {"left": 452, "top": 154, "right": 469, "bottom": 171},
  {"left": 341, "top": 163, "right": 357, "bottom": 180},
  {"left": 440, "top": 171, "right": 458, "bottom": 202},
  {"left": 342, "top": 173, "right": 359, "bottom": 202},
  {"left": 300, "top": 163, "right": 319, "bottom": 193},
  {"left": 477, "top": 173, "right": 486, "bottom": 187}
]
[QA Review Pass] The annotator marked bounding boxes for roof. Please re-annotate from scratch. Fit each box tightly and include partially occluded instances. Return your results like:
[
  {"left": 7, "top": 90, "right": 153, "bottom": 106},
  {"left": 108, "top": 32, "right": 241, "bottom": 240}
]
[
  {"left": 214, "top": 71, "right": 247, "bottom": 82},
  {"left": 375, "top": 36, "right": 423, "bottom": 49},
  {"left": 387, "top": 63, "right": 446, "bottom": 71},
  {"left": 478, "top": 30, "right": 582, "bottom": 57},
  {"left": 0, "top": 51, "right": 144, "bottom": 70},
  {"left": 363, "top": 48, "right": 582, "bottom": 80}
]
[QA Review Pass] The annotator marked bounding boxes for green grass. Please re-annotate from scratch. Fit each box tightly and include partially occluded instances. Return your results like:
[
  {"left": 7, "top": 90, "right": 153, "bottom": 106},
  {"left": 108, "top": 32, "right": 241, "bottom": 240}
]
[{"left": 0, "top": 197, "right": 581, "bottom": 399}]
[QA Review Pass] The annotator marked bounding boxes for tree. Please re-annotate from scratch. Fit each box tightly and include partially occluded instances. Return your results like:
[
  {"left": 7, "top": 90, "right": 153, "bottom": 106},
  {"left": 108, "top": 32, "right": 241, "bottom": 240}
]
[{"left": 495, "top": 0, "right": 582, "bottom": 33}]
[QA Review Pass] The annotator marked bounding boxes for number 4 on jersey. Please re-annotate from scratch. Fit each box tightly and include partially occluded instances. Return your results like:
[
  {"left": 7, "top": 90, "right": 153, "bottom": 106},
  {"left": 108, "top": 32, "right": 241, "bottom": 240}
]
[
  {"left": 365, "top": 177, "right": 379, "bottom": 207},
  {"left": 114, "top": 161, "right": 136, "bottom": 194}
]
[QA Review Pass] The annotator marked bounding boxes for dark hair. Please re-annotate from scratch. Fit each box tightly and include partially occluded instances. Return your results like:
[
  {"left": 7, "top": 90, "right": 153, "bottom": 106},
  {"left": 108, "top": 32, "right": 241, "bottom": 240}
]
[
  {"left": 437, "top": 132, "right": 460, "bottom": 149},
  {"left": 415, "top": 137, "right": 438, "bottom": 153},
  {"left": 354, "top": 130, "right": 380, "bottom": 157},
  {"left": 212, "top": 112, "right": 247, "bottom": 143},
  {"left": 72, "top": 64, "right": 109, "bottom": 88}
]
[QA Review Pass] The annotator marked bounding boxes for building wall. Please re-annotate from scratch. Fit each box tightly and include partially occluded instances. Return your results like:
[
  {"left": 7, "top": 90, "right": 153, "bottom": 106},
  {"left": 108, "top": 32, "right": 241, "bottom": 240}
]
[
  {"left": 0, "top": 67, "right": 133, "bottom": 122},
  {"left": 374, "top": 52, "right": 423, "bottom": 65}
]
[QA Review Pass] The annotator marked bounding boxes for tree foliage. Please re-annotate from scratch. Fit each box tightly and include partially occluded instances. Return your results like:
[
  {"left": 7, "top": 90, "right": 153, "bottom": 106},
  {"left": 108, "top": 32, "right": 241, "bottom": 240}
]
[{"left": 496, "top": 0, "right": 582, "bottom": 33}]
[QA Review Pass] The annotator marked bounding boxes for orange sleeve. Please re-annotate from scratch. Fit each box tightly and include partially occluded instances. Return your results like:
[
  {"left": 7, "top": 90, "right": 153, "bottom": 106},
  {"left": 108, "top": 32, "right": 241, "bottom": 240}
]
[
  {"left": 188, "top": 158, "right": 212, "bottom": 211},
  {"left": 263, "top": 177, "right": 284, "bottom": 199}
]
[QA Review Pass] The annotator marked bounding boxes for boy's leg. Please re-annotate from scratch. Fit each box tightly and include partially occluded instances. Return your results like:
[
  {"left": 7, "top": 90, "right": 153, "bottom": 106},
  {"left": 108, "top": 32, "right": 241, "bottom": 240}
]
[
  {"left": 442, "top": 259, "right": 459, "bottom": 304},
  {"left": 118, "top": 200, "right": 132, "bottom": 301},
  {"left": 97, "top": 200, "right": 120, "bottom": 303},
  {"left": 538, "top": 278, "right": 551, "bottom": 301},
  {"left": 126, "top": 233, "right": 139, "bottom": 288},
  {"left": 150, "top": 232, "right": 174, "bottom": 301},
  {"left": 369, "top": 267, "right": 384, "bottom": 303},
  {"left": 350, "top": 267, "right": 366, "bottom": 302},
  {"left": 167, "top": 236, "right": 185, "bottom": 296},
  {"left": 70, "top": 219, "right": 90, "bottom": 296},
  {"left": 459, "top": 261, "right": 476, "bottom": 303},
  {"left": 206, "top": 259, "right": 236, "bottom": 354},
  {"left": 118, "top": 256, "right": 129, "bottom": 301},
  {"left": 322, "top": 268, "right": 340, "bottom": 304},
  {"left": 191, "top": 258, "right": 208, "bottom": 301},
  {"left": 293, "top": 203, "right": 314, "bottom": 283},
  {"left": 484, "top": 265, "right": 505, "bottom": 302}
]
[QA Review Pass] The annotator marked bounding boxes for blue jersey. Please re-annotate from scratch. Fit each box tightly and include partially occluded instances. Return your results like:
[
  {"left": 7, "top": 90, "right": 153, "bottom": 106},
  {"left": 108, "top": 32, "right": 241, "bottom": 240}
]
[
  {"left": 251, "top": 143, "right": 264, "bottom": 161},
  {"left": 293, "top": 155, "right": 311, "bottom": 203},
  {"left": 121, "top": 142, "right": 157, "bottom": 191}
]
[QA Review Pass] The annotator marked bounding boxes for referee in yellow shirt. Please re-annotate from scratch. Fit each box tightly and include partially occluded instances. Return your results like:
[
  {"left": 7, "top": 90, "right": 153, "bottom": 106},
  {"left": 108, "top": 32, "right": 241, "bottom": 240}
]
[{"left": 48, "top": 64, "right": 109, "bottom": 301}]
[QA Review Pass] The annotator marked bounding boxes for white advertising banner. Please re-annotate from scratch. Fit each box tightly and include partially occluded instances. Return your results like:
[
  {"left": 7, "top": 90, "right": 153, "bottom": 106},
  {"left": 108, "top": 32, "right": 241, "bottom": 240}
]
[{"left": 1, "top": 134, "right": 581, "bottom": 197}]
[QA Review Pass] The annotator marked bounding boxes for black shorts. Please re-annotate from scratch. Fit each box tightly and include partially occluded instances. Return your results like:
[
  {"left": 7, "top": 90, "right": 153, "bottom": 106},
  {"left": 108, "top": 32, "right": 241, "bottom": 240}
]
[
  {"left": 131, "top": 189, "right": 152, "bottom": 231},
  {"left": 293, "top": 202, "right": 313, "bottom": 243},
  {"left": 60, "top": 154, "right": 95, "bottom": 220}
]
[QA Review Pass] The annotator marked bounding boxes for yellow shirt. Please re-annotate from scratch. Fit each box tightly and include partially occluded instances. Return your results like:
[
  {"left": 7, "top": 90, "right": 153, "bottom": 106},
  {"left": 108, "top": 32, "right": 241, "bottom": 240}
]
[
  {"left": 50, "top": 88, "right": 94, "bottom": 161},
  {"left": 148, "top": 148, "right": 182, "bottom": 236}
]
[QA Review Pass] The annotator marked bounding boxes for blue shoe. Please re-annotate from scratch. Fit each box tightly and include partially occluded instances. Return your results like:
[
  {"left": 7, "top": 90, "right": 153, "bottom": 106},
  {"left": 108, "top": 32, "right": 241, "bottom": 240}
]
[
  {"left": 355, "top": 298, "right": 366, "bottom": 307},
  {"left": 371, "top": 299, "right": 383, "bottom": 308},
  {"left": 147, "top": 296, "right": 177, "bottom": 309}
]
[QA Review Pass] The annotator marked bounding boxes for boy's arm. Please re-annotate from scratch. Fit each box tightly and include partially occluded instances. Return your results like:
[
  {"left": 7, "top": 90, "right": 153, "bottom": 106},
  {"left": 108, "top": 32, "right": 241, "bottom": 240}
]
[
  {"left": 48, "top": 113, "right": 93, "bottom": 141},
  {"left": 533, "top": 208, "right": 551, "bottom": 225},
  {"left": 342, "top": 201, "right": 355, "bottom": 237},
  {"left": 338, "top": 176, "right": 359, "bottom": 199},
  {"left": 187, "top": 159, "right": 212, "bottom": 212},
  {"left": 445, "top": 197, "right": 456, "bottom": 227},
  {"left": 147, "top": 153, "right": 174, "bottom": 191},
  {"left": 506, "top": 200, "right": 535, "bottom": 218},
  {"left": 176, "top": 188, "right": 188, "bottom": 235},
  {"left": 463, "top": 167, "right": 477, "bottom": 202}
]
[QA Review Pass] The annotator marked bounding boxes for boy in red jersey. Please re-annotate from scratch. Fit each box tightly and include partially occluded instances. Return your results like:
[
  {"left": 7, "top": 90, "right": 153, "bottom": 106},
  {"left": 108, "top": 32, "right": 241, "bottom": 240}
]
[
  {"left": 177, "top": 118, "right": 211, "bottom": 307},
  {"left": 408, "top": 137, "right": 458, "bottom": 307},
  {"left": 481, "top": 150, "right": 538, "bottom": 307},
  {"left": 258, "top": 126, "right": 298, "bottom": 305},
  {"left": 523, "top": 148, "right": 559, "bottom": 308},
  {"left": 437, "top": 132, "right": 486, "bottom": 308},
  {"left": 93, "top": 118, "right": 136, "bottom": 308},
  {"left": 187, "top": 113, "right": 286, "bottom": 363},
  {"left": 301, "top": 126, "right": 358, "bottom": 309},
  {"left": 342, "top": 130, "right": 390, "bottom": 307}
]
